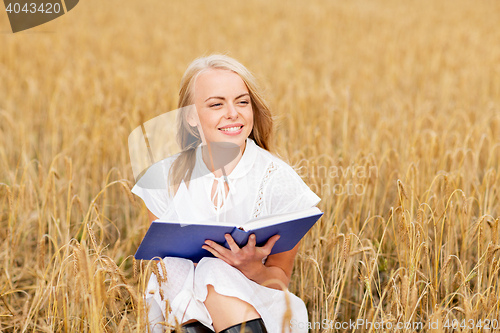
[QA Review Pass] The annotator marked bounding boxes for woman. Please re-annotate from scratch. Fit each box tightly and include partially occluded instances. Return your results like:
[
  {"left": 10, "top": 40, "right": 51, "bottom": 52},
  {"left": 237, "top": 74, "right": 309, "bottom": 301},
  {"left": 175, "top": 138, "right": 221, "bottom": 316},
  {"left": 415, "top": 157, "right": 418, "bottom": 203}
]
[{"left": 131, "top": 54, "right": 320, "bottom": 333}]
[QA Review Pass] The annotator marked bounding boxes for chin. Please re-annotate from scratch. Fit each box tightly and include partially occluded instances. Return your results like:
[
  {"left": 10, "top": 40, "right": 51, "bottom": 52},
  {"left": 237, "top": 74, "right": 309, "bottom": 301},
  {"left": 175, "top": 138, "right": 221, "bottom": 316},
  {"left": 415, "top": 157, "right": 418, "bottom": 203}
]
[{"left": 217, "top": 136, "right": 247, "bottom": 145}]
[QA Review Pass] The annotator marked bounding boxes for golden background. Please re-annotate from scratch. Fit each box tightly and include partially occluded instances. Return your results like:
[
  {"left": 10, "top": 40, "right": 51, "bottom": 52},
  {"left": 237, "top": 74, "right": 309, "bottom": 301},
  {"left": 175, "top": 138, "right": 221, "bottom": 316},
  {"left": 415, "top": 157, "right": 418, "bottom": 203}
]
[{"left": 1, "top": 0, "right": 499, "bottom": 331}]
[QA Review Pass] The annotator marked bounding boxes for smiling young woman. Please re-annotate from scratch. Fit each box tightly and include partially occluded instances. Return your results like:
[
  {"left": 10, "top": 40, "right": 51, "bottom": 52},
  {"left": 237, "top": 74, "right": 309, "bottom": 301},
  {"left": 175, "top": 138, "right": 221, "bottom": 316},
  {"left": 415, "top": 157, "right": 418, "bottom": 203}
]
[
  {"left": 192, "top": 68, "right": 254, "bottom": 148},
  {"left": 189, "top": 68, "right": 255, "bottom": 198},
  {"left": 131, "top": 54, "right": 320, "bottom": 333}
]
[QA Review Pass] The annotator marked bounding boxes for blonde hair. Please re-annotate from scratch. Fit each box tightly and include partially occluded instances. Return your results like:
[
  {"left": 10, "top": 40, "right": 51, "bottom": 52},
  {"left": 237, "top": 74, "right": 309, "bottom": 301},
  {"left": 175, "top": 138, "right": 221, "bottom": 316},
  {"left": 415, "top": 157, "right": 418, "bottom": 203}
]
[{"left": 169, "top": 54, "right": 273, "bottom": 193}]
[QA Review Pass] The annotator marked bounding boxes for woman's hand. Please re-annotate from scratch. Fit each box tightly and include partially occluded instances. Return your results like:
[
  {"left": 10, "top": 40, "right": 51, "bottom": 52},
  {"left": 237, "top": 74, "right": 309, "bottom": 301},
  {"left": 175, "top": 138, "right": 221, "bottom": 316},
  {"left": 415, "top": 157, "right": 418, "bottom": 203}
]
[{"left": 202, "top": 233, "right": 280, "bottom": 278}]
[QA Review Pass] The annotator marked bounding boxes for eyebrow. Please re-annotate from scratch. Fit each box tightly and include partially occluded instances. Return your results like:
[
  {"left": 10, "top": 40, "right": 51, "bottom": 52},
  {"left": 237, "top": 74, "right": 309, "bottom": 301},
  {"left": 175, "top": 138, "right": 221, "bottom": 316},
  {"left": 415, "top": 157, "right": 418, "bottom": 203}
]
[{"left": 204, "top": 93, "right": 249, "bottom": 102}]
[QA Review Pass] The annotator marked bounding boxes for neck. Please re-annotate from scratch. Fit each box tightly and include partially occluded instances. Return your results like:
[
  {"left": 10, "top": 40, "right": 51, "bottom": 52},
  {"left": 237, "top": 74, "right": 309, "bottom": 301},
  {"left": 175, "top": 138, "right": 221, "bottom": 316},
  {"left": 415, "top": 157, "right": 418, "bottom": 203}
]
[{"left": 202, "top": 140, "right": 247, "bottom": 178}]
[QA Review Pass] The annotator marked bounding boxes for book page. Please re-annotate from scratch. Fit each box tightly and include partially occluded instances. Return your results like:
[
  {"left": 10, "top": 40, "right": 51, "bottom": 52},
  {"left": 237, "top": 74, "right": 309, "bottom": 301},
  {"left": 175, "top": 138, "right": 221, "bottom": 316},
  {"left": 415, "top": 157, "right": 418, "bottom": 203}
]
[
  {"left": 153, "top": 219, "right": 237, "bottom": 228},
  {"left": 240, "top": 207, "right": 322, "bottom": 231},
  {"left": 153, "top": 206, "right": 322, "bottom": 230}
]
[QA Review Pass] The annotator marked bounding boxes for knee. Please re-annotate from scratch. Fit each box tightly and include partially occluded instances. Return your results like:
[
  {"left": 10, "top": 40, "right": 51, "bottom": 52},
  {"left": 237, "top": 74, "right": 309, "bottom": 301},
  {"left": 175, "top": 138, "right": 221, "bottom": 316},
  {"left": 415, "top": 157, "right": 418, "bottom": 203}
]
[
  {"left": 157, "top": 256, "right": 193, "bottom": 276},
  {"left": 149, "top": 257, "right": 194, "bottom": 301},
  {"left": 196, "top": 257, "right": 233, "bottom": 277},
  {"left": 161, "top": 256, "right": 194, "bottom": 268}
]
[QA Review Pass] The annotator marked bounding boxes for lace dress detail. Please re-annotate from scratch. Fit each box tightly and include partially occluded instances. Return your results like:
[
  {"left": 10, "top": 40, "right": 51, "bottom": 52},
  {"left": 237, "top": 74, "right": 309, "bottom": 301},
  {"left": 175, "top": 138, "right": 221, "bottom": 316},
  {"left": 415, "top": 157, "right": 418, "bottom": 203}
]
[{"left": 252, "top": 161, "right": 278, "bottom": 218}]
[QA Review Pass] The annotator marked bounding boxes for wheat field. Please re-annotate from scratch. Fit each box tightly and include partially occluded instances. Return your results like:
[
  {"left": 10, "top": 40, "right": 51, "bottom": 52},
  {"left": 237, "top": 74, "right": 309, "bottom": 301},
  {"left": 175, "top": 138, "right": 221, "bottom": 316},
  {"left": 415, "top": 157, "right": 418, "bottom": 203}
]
[{"left": 1, "top": 0, "right": 500, "bottom": 331}]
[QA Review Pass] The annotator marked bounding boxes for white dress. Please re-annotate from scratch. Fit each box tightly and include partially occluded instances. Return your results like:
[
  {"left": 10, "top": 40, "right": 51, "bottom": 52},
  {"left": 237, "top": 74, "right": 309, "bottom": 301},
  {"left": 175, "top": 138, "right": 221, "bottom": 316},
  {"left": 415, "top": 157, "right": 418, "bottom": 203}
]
[{"left": 131, "top": 138, "right": 321, "bottom": 332}]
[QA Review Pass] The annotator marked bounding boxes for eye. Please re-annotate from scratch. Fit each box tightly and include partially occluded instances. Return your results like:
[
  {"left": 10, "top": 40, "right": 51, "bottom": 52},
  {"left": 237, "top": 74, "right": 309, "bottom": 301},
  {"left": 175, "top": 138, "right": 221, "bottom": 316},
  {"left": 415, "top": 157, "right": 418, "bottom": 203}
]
[
  {"left": 210, "top": 103, "right": 222, "bottom": 108},
  {"left": 238, "top": 100, "right": 250, "bottom": 105}
]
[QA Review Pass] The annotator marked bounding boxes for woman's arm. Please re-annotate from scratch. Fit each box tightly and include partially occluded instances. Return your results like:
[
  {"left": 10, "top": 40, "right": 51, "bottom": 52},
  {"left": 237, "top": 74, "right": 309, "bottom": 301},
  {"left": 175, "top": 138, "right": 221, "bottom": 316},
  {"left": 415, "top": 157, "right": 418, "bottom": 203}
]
[
  {"left": 265, "top": 242, "right": 300, "bottom": 287},
  {"left": 244, "top": 241, "right": 300, "bottom": 290},
  {"left": 147, "top": 209, "right": 159, "bottom": 225}
]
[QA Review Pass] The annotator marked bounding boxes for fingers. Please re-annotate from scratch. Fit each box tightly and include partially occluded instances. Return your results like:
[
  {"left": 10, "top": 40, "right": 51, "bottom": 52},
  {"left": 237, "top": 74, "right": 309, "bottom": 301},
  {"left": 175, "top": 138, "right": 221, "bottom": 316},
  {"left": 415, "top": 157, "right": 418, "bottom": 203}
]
[
  {"left": 202, "top": 244, "right": 236, "bottom": 267},
  {"left": 203, "top": 237, "right": 241, "bottom": 266},
  {"left": 202, "top": 243, "right": 222, "bottom": 258},
  {"left": 247, "top": 234, "right": 256, "bottom": 248},
  {"left": 202, "top": 234, "right": 280, "bottom": 266},
  {"left": 224, "top": 234, "right": 241, "bottom": 253},
  {"left": 203, "top": 235, "right": 239, "bottom": 258},
  {"left": 262, "top": 234, "right": 280, "bottom": 253}
]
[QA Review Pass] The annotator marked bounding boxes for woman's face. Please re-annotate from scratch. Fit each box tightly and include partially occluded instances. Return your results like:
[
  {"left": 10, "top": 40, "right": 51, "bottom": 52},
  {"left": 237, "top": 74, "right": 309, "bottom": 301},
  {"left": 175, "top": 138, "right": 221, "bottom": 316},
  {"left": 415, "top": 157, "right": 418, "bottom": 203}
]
[{"left": 190, "top": 68, "right": 253, "bottom": 151}]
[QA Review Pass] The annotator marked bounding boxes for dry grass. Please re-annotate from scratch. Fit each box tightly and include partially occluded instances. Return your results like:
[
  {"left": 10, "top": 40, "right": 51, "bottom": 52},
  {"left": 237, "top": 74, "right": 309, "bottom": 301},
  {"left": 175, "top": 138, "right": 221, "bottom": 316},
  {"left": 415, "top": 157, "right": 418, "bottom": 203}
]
[{"left": 1, "top": 0, "right": 499, "bottom": 331}]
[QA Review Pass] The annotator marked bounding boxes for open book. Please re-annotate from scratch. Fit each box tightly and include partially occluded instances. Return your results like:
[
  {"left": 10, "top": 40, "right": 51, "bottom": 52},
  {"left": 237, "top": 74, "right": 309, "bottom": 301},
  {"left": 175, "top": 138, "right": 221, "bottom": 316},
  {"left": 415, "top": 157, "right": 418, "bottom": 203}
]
[{"left": 134, "top": 207, "right": 323, "bottom": 262}]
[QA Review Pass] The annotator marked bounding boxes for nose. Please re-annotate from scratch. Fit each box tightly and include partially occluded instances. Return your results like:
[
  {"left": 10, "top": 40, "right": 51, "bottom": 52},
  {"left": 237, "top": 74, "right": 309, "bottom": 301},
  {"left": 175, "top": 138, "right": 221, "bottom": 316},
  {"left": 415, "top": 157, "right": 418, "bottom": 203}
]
[{"left": 225, "top": 103, "right": 238, "bottom": 119}]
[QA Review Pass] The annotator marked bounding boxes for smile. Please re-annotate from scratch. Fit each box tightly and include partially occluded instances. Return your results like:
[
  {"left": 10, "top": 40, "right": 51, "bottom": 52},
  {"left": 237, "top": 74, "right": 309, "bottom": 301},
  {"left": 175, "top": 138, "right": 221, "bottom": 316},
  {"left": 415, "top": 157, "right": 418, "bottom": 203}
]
[{"left": 219, "top": 126, "right": 243, "bottom": 132}]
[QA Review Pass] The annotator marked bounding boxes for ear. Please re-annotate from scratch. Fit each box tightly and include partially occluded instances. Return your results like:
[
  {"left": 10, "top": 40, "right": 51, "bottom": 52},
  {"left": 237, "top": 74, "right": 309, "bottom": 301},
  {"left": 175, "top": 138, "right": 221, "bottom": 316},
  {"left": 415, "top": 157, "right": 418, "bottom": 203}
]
[
  {"left": 187, "top": 113, "right": 198, "bottom": 127},
  {"left": 183, "top": 104, "right": 200, "bottom": 127}
]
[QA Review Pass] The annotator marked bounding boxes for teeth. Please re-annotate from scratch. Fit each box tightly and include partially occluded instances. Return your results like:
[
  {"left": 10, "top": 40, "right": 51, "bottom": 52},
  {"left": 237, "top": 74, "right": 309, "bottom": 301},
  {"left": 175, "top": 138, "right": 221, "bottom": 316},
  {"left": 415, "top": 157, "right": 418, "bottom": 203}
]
[{"left": 220, "top": 126, "right": 242, "bottom": 132}]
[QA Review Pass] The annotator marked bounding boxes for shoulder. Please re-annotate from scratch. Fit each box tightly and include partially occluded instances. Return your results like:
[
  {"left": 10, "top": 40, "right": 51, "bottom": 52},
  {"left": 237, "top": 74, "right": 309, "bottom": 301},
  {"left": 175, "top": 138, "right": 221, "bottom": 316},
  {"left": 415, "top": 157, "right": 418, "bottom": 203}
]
[
  {"left": 134, "top": 152, "right": 181, "bottom": 190},
  {"left": 251, "top": 145, "right": 321, "bottom": 214},
  {"left": 131, "top": 153, "right": 182, "bottom": 218},
  {"left": 251, "top": 143, "right": 300, "bottom": 180},
  {"left": 251, "top": 142, "right": 316, "bottom": 198}
]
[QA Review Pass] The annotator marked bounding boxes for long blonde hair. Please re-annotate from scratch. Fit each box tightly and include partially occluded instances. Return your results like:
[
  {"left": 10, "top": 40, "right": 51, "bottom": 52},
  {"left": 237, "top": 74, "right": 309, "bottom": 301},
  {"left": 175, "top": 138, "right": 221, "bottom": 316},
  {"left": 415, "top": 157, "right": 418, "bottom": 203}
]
[{"left": 169, "top": 54, "right": 273, "bottom": 193}]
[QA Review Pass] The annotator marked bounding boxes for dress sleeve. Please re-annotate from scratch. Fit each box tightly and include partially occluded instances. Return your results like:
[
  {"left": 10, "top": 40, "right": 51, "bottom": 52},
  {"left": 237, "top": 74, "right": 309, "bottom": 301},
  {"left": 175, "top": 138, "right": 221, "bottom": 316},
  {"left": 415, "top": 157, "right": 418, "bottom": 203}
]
[
  {"left": 265, "top": 162, "right": 321, "bottom": 215},
  {"left": 130, "top": 159, "right": 174, "bottom": 219},
  {"left": 131, "top": 185, "right": 171, "bottom": 219}
]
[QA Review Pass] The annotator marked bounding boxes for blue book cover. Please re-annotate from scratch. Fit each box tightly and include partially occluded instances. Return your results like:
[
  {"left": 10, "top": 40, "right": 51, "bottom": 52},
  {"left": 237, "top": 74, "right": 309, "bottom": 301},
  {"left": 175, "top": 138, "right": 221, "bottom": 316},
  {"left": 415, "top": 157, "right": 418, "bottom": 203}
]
[{"left": 134, "top": 207, "right": 323, "bottom": 262}]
